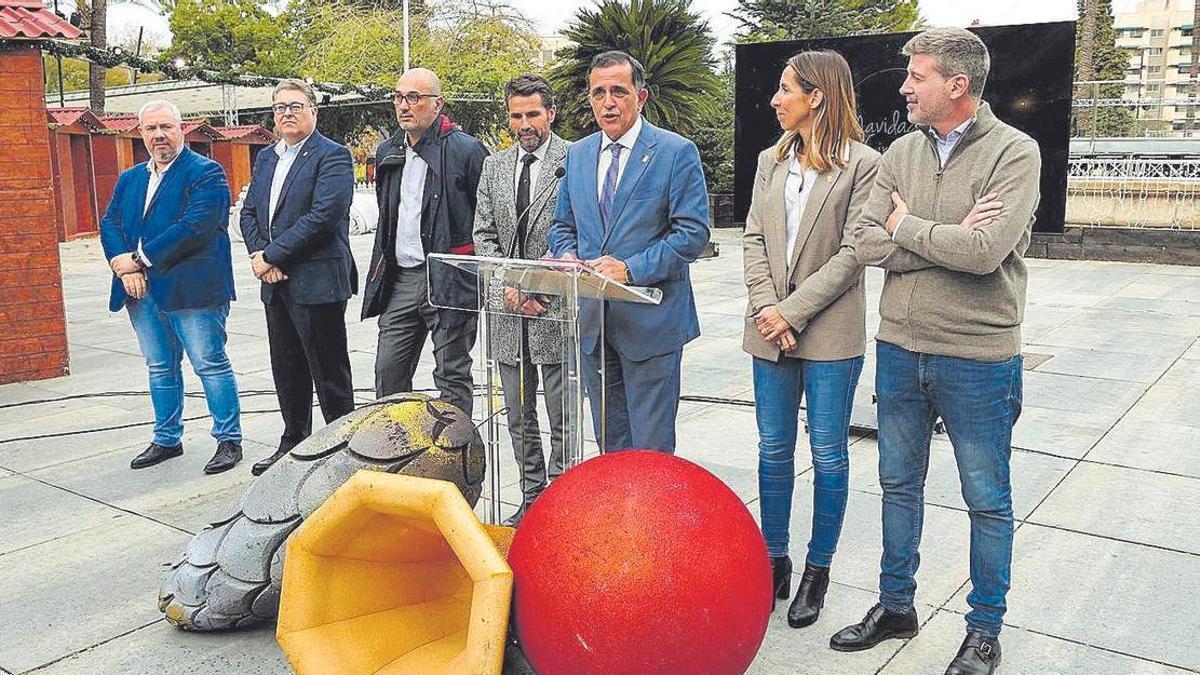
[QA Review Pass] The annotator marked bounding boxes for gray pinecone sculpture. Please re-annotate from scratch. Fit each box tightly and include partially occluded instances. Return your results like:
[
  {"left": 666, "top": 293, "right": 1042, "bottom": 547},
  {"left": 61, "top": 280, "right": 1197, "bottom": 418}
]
[{"left": 158, "top": 393, "right": 485, "bottom": 631}]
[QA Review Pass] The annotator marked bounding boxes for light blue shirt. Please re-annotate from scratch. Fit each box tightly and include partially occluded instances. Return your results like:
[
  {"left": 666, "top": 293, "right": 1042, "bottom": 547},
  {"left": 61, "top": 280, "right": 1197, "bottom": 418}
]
[
  {"left": 597, "top": 115, "right": 643, "bottom": 195},
  {"left": 269, "top": 133, "right": 311, "bottom": 228},
  {"left": 929, "top": 116, "right": 975, "bottom": 168}
]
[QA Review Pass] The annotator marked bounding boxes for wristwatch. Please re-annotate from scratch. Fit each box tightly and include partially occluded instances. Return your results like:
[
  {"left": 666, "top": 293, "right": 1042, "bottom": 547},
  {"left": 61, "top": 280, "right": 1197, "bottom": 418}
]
[{"left": 131, "top": 250, "right": 147, "bottom": 269}]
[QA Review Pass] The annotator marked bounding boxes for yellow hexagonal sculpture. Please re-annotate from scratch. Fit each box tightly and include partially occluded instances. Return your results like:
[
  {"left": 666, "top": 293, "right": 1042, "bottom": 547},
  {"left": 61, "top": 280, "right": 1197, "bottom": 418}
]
[{"left": 277, "top": 471, "right": 513, "bottom": 675}]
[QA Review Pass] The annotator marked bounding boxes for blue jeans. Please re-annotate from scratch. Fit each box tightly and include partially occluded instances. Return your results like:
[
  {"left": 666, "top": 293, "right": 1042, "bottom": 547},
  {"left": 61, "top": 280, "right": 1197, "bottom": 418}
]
[
  {"left": 753, "top": 355, "right": 863, "bottom": 566},
  {"left": 875, "top": 341, "right": 1022, "bottom": 638},
  {"left": 127, "top": 294, "right": 242, "bottom": 447}
]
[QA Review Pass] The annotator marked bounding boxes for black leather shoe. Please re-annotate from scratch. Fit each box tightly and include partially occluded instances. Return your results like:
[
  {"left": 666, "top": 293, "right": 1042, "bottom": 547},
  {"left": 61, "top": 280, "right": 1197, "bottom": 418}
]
[
  {"left": 204, "top": 441, "right": 242, "bottom": 475},
  {"left": 830, "top": 603, "right": 919, "bottom": 652},
  {"left": 250, "top": 445, "right": 292, "bottom": 476},
  {"left": 502, "top": 503, "right": 531, "bottom": 527},
  {"left": 787, "top": 563, "right": 830, "bottom": 628},
  {"left": 130, "top": 442, "right": 183, "bottom": 469},
  {"left": 770, "top": 555, "right": 792, "bottom": 610},
  {"left": 945, "top": 633, "right": 1001, "bottom": 675}
]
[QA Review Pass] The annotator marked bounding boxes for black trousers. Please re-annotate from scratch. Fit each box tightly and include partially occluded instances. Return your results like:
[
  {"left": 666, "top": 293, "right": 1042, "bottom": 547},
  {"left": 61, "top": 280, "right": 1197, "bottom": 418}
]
[{"left": 264, "top": 285, "right": 355, "bottom": 449}]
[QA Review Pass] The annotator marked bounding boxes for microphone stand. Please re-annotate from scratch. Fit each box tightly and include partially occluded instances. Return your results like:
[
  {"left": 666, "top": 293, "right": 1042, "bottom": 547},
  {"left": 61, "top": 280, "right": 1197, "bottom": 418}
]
[{"left": 505, "top": 166, "right": 566, "bottom": 260}]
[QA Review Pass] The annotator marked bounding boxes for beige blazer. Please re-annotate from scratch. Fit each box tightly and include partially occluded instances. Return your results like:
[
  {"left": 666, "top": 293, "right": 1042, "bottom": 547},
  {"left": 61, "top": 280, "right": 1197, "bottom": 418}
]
[{"left": 742, "top": 141, "right": 880, "bottom": 362}]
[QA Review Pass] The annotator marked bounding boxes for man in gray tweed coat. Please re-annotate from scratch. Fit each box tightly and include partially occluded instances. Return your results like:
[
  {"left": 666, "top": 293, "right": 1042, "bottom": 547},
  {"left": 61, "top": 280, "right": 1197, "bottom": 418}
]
[{"left": 473, "top": 74, "right": 571, "bottom": 526}]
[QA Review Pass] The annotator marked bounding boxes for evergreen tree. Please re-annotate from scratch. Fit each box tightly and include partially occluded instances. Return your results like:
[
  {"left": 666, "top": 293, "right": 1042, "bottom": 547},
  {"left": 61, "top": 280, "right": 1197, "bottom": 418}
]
[
  {"left": 1074, "top": 0, "right": 1135, "bottom": 137},
  {"left": 727, "top": 0, "right": 921, "bottom": 43}
]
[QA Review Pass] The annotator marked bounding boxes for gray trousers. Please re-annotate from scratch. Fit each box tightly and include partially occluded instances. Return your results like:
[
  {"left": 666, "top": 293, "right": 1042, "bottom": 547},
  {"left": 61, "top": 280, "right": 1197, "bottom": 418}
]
[
  {"left": 498, "top": 359, "right": 565, "bottom": 504},
  {"left": 375, "top": 265, "right": 477, "bottom": 415}
]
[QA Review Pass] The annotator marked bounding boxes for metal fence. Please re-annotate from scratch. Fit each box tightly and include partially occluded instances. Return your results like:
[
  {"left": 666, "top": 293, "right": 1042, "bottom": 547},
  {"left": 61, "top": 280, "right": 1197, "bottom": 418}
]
[
  {"left": 1073, "top": 79, "right": 1200, "bottom": 139},
  {"left": 1067, "top": 157, "right": 1200, "bottom": 228}
]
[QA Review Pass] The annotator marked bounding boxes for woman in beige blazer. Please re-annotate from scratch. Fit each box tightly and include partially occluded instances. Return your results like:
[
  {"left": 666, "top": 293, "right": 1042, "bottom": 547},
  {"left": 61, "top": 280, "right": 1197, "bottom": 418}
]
[{"left": 743, "top": 50, "right": 879, "bottom": 629}]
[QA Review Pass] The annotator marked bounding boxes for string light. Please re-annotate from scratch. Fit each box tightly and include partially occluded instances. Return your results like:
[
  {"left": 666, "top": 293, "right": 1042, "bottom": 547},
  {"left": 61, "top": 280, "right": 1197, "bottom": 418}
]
[{"left": 16, "top": 38, "right": 403, "bottom": 101}]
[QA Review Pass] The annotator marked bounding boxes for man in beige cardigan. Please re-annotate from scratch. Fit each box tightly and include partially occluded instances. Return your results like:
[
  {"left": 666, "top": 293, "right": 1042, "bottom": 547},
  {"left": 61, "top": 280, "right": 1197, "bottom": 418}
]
[{"left": 831, "top": 28, "right": 1041, "bottom": 675}]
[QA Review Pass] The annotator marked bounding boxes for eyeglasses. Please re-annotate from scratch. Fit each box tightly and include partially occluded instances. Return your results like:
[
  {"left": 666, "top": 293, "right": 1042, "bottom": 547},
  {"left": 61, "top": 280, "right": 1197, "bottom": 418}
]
[
  {"left": 392, "top": 91, "right": 439, "bottom": 105},
  {"left": 271, "top": 102, "right": 310, "bottom": 115}
]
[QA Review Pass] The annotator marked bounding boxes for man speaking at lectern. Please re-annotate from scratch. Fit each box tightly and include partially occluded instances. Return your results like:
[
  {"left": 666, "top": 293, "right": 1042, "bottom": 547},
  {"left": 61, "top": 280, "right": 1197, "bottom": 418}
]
[{"left": 547, "top": 50, "right": 711, "bottom": 454}]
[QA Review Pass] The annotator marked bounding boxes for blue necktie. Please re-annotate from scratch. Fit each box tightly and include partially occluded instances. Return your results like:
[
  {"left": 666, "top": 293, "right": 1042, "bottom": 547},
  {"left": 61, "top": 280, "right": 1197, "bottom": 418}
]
[{"left": 599, "top": 143, "right": 622, "bottom": 228}]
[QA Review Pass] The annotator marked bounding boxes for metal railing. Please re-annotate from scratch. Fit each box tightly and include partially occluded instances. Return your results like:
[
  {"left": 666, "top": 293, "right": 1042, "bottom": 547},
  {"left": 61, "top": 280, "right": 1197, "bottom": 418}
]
[
  {"left": 1066, "top": 157, "right": 1200, "bottom": 228},
  {"left": 1073, "top": 78, "right": 1200, "bottom": 138}
]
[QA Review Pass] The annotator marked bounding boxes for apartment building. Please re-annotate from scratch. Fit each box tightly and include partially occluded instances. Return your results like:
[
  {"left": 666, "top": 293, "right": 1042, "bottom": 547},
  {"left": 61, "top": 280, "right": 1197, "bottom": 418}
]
[
  {"left": 532, "top": 34, "right": 574, "bottom": 69},
  {"left": 1114, "top": 0, "right": 1199, "bottom": 134}
]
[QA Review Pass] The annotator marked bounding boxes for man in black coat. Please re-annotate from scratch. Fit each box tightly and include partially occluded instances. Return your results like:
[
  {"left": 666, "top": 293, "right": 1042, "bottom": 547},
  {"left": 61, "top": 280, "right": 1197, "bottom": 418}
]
[
  {"left": 362, "top": 68, "right": 488, "bottom": 415},
  {"left": 240, "top": 79, "right": 357, "bottom": 475}
]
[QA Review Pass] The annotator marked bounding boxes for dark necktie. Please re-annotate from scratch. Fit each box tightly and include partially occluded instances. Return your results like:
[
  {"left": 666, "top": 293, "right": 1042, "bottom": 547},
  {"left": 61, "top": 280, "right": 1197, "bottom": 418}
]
[
  {"left": 599, "top": 143, "right": 622, "bottom": 229},
  {"left": 515, "top": 153, "right": 536, "bottom": 257}
]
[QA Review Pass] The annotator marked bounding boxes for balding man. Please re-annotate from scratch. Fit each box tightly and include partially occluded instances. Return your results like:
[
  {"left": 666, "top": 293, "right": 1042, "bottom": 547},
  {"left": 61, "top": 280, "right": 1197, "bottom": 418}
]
[
  {"left": 361, "top": 68, "right": 488, "bottom": 413},
  {"left": 100, "top": 99, "right": 242, "bottom": 474}
]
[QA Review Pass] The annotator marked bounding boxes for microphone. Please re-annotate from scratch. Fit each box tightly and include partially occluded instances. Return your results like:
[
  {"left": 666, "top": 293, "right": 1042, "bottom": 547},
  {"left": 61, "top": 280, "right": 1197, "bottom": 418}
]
[{"left": 506, "top": 165, "right": 567, "bottom": 259}]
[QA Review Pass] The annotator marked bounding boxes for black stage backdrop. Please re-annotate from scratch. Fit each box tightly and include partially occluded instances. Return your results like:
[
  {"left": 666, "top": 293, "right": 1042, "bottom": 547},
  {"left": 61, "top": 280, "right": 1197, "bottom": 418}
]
[{"left": 733, "top": 22, "right": 1075, "bottom": 233}]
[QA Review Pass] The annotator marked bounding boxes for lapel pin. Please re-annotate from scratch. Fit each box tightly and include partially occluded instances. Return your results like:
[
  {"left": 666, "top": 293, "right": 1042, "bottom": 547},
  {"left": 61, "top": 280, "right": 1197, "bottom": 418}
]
[{"left": 642, "top": 154, "right": 650, "bottom": 164}]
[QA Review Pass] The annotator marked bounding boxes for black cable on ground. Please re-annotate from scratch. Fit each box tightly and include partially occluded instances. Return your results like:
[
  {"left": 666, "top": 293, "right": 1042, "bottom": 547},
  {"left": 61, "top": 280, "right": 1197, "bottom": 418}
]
[
  {"left": 0, "top": 409, "right": 285, "bottom": 445},
  {"left": 1, "top": 389, "right": 878, "bottom": 445}
]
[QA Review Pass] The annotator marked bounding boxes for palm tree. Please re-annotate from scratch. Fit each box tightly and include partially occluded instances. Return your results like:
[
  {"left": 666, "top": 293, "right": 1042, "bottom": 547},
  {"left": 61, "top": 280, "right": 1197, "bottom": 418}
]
[
  {"left": 1191, "top": 0, "right": 1199, "bottom": 83},
  {"left": 548, "top": 0, "right": 723, "bottom": 139}
]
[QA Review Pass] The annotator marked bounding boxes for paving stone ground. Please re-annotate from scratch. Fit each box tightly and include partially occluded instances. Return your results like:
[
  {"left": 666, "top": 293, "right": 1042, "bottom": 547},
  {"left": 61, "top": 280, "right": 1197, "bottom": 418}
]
[{"left": 1, "top": 228, "right": 1198, "bottom": 673}]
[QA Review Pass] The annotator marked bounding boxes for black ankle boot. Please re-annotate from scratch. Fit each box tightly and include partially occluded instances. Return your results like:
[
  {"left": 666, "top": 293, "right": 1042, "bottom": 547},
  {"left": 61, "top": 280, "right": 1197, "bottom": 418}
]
[
  {"left": 770, "top": 555, "right": 792, "bottom": 610},
  {"left": 945, "top": 633, "right": 1001, "bottom": 675},
  {"left": 787, "top": 563, "right": 830, "bottom": 628}
]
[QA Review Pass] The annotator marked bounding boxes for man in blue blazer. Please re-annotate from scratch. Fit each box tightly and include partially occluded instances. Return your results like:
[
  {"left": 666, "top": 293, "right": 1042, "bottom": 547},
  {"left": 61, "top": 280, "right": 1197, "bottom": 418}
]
[
  {"left": 101, "top": 99, "right": 242, "bottom": 474},
  {"left": 239, "top": 80, "right": 357, "bottom": 476},
  {"left": 548, "top": 51, "right": 711, "bottom": 453}
]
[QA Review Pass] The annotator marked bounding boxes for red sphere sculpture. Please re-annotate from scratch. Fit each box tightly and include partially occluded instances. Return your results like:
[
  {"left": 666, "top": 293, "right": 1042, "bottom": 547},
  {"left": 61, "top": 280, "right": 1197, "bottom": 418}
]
[{"left": 508, "top": 450, "right": 772, "bottom": 674}]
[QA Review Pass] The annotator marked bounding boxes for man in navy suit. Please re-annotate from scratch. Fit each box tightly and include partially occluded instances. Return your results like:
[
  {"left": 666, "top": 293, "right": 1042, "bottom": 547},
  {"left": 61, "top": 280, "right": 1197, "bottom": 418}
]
[
  {"left": 548, "top": 51, "right": 711, "bottom": 453},
  {"left": 101, "top": 99, "right": 243, "bottom": 474},
  {"left": 239, "top": 79, "right": 357, "bottom": 475}
]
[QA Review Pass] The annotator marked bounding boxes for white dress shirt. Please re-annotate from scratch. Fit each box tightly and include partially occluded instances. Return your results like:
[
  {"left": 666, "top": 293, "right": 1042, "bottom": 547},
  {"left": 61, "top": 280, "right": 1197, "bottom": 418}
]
[
  {"left": 514, "top": 137, "right": 550, "bottom": 201},
  {"left": 596, "top": 115, "right": 643, "bottom": 196},
  {"left": 784, "top": 155, "right": 820, "bottom": 263},
  {"left": 138, "top": 155, "right": 180, "bottom": 266},
  {"left": 268, "top": 133, "right": 312, "bottom": 228},
  {"left": 395, "top": 145, "right": 429, "bottom": 268}
]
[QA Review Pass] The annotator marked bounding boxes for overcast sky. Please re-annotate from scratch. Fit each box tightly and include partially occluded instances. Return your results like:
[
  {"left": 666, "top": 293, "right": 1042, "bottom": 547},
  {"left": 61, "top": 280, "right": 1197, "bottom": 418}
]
[{"left": 108, "top": 0, "right": 1164, "bottom": 52}]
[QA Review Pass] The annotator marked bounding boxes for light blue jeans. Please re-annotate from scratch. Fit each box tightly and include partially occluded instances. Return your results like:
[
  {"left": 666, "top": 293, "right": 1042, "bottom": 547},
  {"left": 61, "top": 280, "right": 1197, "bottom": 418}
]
[
  {"left": 127, "top": 294, "right": 241, "bottom": 447},
  {"left": 754, "top": 355, "right": 863, "bottom": 567}
]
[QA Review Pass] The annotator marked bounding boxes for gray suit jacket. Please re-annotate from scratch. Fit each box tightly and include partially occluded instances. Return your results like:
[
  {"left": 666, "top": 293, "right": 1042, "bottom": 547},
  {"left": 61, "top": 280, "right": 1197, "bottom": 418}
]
[
  {"left": 473, "top": 133, "right": 571, "bottom": 364},
  {"left": 742, "top": 141, "right": 880, "bottom": 362}
]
